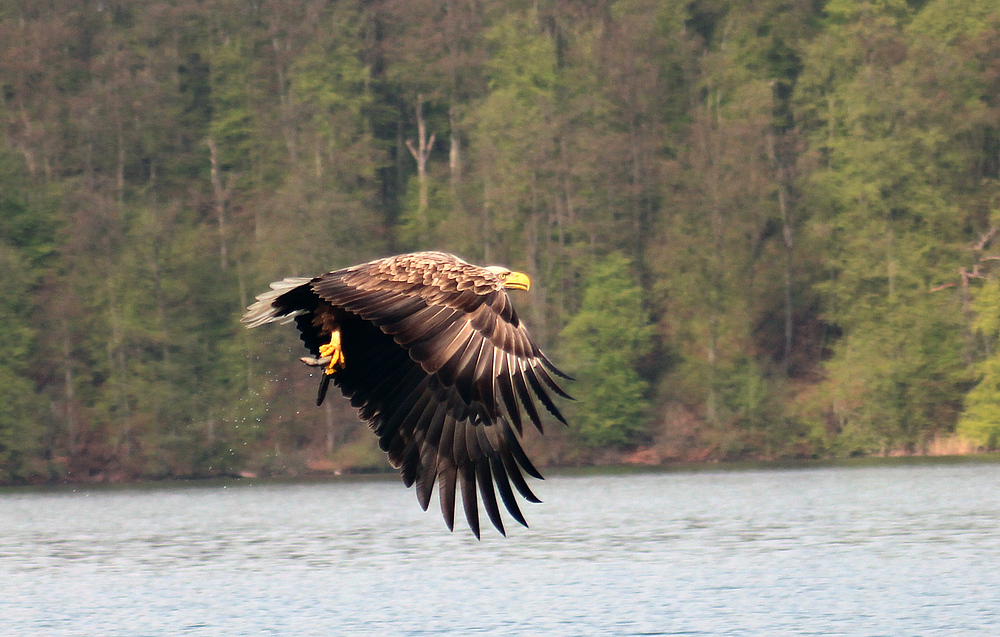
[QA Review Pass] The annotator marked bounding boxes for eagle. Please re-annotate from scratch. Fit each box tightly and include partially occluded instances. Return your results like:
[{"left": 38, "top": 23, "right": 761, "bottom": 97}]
[{"left": 242, "top": 251, "right": 571, "bottom": 538}]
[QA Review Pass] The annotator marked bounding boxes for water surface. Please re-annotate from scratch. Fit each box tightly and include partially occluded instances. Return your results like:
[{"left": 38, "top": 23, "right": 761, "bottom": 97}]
[{"left": 2, "top": 462, "right": 999, "bottom": 635}]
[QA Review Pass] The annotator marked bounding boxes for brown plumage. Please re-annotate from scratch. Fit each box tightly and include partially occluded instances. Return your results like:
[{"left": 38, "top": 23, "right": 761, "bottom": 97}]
[{"left": 242, "top": 251, "right": 571, "bottom": 538}]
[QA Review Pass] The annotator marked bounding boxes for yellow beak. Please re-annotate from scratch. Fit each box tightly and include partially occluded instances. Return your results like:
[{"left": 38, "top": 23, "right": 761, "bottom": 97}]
[{"left": 504, "top": 271, "right": 531, "bottom": 291}]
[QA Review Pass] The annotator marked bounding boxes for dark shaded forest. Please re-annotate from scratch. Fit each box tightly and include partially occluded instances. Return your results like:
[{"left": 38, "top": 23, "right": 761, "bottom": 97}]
[{"left": 2, "top": 0, "right": 1000, "bottom": 483}]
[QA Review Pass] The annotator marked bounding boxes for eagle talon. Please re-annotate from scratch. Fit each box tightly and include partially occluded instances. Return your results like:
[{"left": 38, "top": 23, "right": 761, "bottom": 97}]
[{"left": 318, "top": 330, "right": 346, "bottom": 374}]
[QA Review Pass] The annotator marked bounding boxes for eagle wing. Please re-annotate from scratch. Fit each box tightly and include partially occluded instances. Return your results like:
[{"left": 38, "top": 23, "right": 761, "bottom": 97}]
[{"left": 243, "top": 253, "right": 571, "bottom": 538}]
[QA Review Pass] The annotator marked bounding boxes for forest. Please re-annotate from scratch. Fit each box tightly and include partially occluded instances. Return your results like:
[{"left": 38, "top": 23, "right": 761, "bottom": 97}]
[{"left": 1, "top": 0, "right": 1000, "bottom": 483}]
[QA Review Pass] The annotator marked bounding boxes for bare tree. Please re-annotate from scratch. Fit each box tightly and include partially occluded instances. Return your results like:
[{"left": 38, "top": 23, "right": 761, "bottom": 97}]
[{"left": 405, "top": 93, "right": 436, "bottom": 240}]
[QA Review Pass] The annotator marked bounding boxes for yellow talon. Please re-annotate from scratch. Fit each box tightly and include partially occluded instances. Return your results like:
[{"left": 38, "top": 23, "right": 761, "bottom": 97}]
[{"left": 319, "top": 330, "right": 346, "bottom": 374}]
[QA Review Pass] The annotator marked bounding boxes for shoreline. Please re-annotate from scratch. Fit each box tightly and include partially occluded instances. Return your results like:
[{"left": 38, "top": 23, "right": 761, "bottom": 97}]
[{"left": 5, "top": 452, "right": 999, "bottom": 492}]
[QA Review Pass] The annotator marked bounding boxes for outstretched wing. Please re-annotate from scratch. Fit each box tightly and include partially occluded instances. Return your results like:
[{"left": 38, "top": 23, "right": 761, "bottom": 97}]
[{"left": 311, "top": 257, "right": 571, "bottom": 538}]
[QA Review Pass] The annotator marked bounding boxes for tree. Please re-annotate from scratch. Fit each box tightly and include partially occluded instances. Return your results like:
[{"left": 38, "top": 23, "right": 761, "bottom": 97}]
[
  {"left": 560, "top": 252, "right": 653, "bottom": 448},
  {"left": 959, "top": 277, "right": 1000, "bottom": 449},
  {"left": 380, "top": 0, "right": 487, "bottom": 248},
  {"left": 649, "top": 0, "right": 815, "bottom": 456},
  {"left": 0, "top": 145, "right": 52, "bottom": 480},
  {"left": 795, "top": 0, "right": 990, "bottom": 452}
]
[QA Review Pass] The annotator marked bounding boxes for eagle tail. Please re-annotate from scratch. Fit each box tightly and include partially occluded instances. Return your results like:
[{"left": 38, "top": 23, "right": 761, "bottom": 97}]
[{"left": 242, "top": 277, "right": 314, "bottom": 328}]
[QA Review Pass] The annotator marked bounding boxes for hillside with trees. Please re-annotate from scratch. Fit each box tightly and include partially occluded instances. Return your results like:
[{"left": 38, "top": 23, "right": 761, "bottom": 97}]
[{"left": 1, "top": 0, "right": 999, "bottom": 483}]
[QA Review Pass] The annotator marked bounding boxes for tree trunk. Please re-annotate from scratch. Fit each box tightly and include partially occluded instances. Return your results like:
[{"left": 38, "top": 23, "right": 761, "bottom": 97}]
[
  {"left": 705, "top": 90, "right": 723, "bottom": 429},
  {"left": 62, "top": 317, "right": 77, "bottom": 458},
  {"left": 207, "top": 136, "right": 231, "bottom": 270},
  {"left": 105, "top": 276, "right": 132, "bottom": 465},
  {"left": 767, "top": 127, "right": 795, "bottom": 374},
  {"left": 273, "top": 37, "right": 298, "bottom": 164},
  {"left": 405, "top": 93, "right": 436, "bottom": 242},
  {"left": 449, "top": 104, "right": 460, "bottom": 188},
  {"left": 116, "top": 119, "right": 125, "bottom": 207},
  {"left": 151, "top": 240, "right": 170, "bottom": 366},
  {"left": 780, "top": 183, "right": 794, "bottom": 373},
  {"left": 482, "top": 174, "right": 493, "bottom": 262},
  {"left": 525, "top": 180, "right": 546, "bottom": 337}
]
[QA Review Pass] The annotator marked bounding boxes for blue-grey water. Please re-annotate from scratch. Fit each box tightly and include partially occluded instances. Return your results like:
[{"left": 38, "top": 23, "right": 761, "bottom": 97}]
[{"left": 2, "top": 462, "right": 999, "bottom": 636}]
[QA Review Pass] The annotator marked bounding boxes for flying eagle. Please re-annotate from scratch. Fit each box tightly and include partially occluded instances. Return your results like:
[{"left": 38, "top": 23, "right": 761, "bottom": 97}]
[{"left": 242, "top": 251, "right": 571, "bottom": 538}]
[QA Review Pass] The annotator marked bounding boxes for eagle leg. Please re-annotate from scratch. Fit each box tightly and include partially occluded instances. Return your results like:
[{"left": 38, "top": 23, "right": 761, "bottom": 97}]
[{"left": 318, "top": 329, "right": 346, "bottom": 375}]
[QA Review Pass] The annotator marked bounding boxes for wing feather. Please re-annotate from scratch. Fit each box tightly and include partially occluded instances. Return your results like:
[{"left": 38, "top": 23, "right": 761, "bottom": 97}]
[
  {"left": 500, "top": 434, "right": 542, "bottom": 503},
  {"left": 409, "top": 320, "right": 473, "bottom": 371},
  {"left": 380, "top": 304, "right": 450, "bottom": 336},
  {"left": 512, "top": 361, "right": 544, "bottom": 433},
  {"left": 360, "top": 363, "right": 423, "bottom": 437},
  {"left": 490, "top": 452, "right": 527, "bottom": 527},
  {"left": 454, "top": 338, "right": 487, "bottom": 405},
  {"left": 393, "top": 307, "right": 458, "bottom": 345},
  {"left": 371, "top": 296, "right": 428, "bottom": 326},
  {"left": 438, "top": 454, "right": 458, "bottom": 531},
  {"left": 525, "top": 365, "right": 568, "bottom": 425},
  {"left": 504, "top": 424, "right": 544, "bottom": 482},
  {"left": 460, "top": 462, "right": 480, "bottom": 540},
  {"left": 469, "top": 304, "right": 498, "bottom": 338},
  {"left": 329, "top": 287, "right": 396, "bottom": 310},
  {"left": 536, "top": 364, "right": 575, "bottom": 400},
  {"left": 476, "top": 456, "right": 505, "bottom": 537},
  {"left": 376, "top": 376, "right": 432, "bottom": 445},
  {"left": 540, "top": 351, "right": 575, "bottom": 380},
  {"left": 415, "top": 406, "right": 446, "bottom": 510},
  {"left": 496, "top": 354, "right": 523, "bottom": 435},
  {"left": 399, "top": 420, "right": 426, "bottom": 488},
  {"left": 473, "top": 345, "right": 498, "bottom": 419},
  {"left": 435, "top": 332, "right": 478, "bottom": 388}
]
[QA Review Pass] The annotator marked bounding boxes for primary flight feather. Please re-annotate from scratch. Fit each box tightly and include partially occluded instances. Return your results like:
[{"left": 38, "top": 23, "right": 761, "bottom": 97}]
[{"left": 242, "top": 251, "right": 572, "bottom": 538}]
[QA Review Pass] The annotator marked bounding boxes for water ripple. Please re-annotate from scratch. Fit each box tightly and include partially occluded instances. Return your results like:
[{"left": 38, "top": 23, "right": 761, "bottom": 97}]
[{"left": 2, "top": 463, "right": 1000, "bottom": 636}]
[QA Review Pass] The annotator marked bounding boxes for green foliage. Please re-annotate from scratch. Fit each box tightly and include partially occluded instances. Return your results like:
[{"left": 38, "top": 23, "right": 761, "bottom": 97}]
[
  {"left": 560, "top": 253, "right": 653, "bottom": 447},
  {"left": 208, "top": 39, "right": 257, "bottom": 172},
  {"left": 795, "top": 0, "right": 990, "bottom": 451},
  {"left": 959, "top": 353, "right": 1000, "bottom": 450},
  {"left": 823, "top": 0, "right": 911, "bottom": 25},
  {"left": 396, "top": 172, "right": 453, "bottom": 250},
  {"left": 470, "top": 8, "right": 558, "bottom": 251},
  {"left": 0, "top": 245, "right": 42, "bottom": 481},
  {"left": 649, "top": 4, "right": 800, "bottom": 456},
  {"left": 959, "top": 278, "right": 1000, "bottom": 449},
  {"left": 909, "top": 0, "right": 999, "bottom": 43},
  {"left": 0, "top": 146, "right": 53, "bottom": 480},
  {"left": 819, "top": 299, "right": 967, "bottom": 453},
  {"left": 3, "top": 0, "right": 1000, "bottom": 483},
  {"left": 288, "top": 4, "right": 372, "bottom": 175}
]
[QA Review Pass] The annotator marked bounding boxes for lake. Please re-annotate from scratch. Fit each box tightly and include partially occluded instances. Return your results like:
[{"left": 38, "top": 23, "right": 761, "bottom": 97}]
[{"left": 2, "top": 461, "right": 999, "bottom": 636}]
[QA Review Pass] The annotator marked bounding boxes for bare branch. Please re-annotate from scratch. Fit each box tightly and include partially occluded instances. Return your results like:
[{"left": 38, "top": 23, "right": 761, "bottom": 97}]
[{"left": 971, "top": 226, "right": 998, "bottom": 252}]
